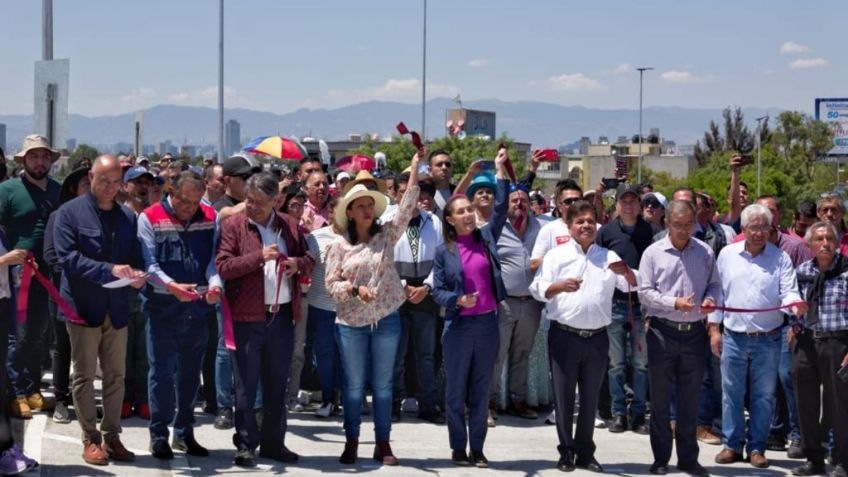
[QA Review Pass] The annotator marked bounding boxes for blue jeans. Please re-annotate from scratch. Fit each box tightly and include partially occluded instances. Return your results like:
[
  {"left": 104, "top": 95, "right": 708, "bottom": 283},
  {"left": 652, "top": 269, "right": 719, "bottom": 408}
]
[
  {"left": 697, "top": 344, "right": 722, "bottom": 429},
  {"left": 7, "top": 281, "right": 50, "bottom": 397},
  {"left": 607, "top": 301, "right": 647, "bottom": 417},
  {"left": 770, "top": 326, "right": 800, "bottom": 442},
  {"left": 720, "top": 331, "right": 781, "bottom": 455},
  {"left": 146, "top": 309, "right": 208, "bottom": 442},
  {"left": 335, "top": 312, "right": 401, "bottom": 441},
  {"left": 307, "top": 306, "right": 340, "bottom": 405}
]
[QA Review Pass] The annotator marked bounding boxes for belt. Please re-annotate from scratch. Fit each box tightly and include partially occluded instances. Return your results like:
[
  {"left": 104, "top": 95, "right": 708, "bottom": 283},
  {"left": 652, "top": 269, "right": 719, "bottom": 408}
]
[
  {"left": 802, "top": 329, "right": 848, "bottom": 340},
  {"left": 507, "top": 295, "right": 535, "bottom": 301},
  {"left": 726, "top": 327, "right": 781, "bottom": 337},
  {"left": 264, "top": 302, "right": 292, "bottom": 313},
  {"left": 555, "top": 322, "right": 606, "bottom": 338},
  {"left": 651, "top": 317, "right": 703, "bottom": 332}
]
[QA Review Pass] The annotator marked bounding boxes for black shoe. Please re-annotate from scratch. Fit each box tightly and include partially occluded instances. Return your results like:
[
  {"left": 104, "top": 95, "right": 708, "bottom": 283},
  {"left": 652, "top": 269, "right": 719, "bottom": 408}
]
[
  {"left": 391, "top": 401, "right": 402, "bottom": 423},
  {"left": 631, "top": 415, "right": 650, "bottom": 435},
  {"left": 234, "top": 448, "right": 256, "bottom": 468},
  {"left": 451, "top": 449, "right": 471, "bottom": 466},
  {"left": 576, "top": 457, "right": 604, "bottom": 473},
  {"left": 418, "top": 409, "right": 446, "bottom": 424},
  {"left": 259, "top": 446, "right": 299, "bottom": 463},
  {"left": 792, "top": 460, "right": 827, "bottom": 476},
  {"left": 677, "top": 461, "right": 710, "bottom": 477},
  {"left": 150, "top": 440, "right": 174, "bottom": 460},
  {"left": 557, "top": 454, "right": 576, "bottom": 472},
  {"left": 788, "top": 439, "right": 805, "bottom": 459},
  {"left": 172, "top": 437, "right": 209, "bottom": 457},
  {"left": 767, "top": 434, "right": 787, "bottom": 451},
  {"left": 649, "top": 462, "right": 669, "bottom": 475},
  {"left": 254, "top": 408, "right": 263, "bottom": 432},
  {"left": 608, "top": 415, "right": 627, "bottom": 433},
  {"left": 470, "top": 450, "right": 488, "bottom": 468},
  {"left": 214, "top": 408, "right": 234, "bottom": 430}
]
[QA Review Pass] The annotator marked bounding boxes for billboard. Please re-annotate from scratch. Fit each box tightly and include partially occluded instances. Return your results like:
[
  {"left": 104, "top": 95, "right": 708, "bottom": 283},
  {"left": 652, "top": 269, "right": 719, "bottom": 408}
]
[{"left": 815, "top": 98, "right": 848, "bottom": 157}]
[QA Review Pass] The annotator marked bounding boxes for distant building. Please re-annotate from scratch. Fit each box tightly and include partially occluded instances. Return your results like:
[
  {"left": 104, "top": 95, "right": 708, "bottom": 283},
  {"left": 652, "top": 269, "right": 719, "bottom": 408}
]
[
  {"left": 66, "top": 138, "right": 76, "bottom": 152},
  {"left": 446, "top": 109, "right": 496, "bottom": 139},
  {"left": 0, "top": 123, "right": 6, "bottom": 153},
  {"left": 225, "top": 119, "right": 241, "bottom": 156}
]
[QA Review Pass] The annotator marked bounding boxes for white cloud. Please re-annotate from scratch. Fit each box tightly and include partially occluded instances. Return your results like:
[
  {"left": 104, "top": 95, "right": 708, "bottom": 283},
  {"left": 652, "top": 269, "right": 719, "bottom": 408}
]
[
  {"left": 789, "top": 57, "right": 828, "bottom": 69},
  {"left": 163, "top": 86, "right": 253, "bottom": 108},
  {"left": 327, "top": 78, "right": 459, "bottom": 103},
  {"left": 780, "top": 41, "right": 810, "bottom": 54},
  {"left": 167, "top": 92, "right": 189, "bottom": 102},
  {"left": 468, "top": 58, "right": 489, "bottom": 68},
  {"left": 531, "top": 73, "right": 603, "bottom": 92},
  {"left": 659, "top": 70, "right": 715, "bottom": 84},
  {"left": 121, "top": 87, "right": 157, "bottom": 103},
  {"left": 608, "top": 63, "right": 631, "bottom": 76}
]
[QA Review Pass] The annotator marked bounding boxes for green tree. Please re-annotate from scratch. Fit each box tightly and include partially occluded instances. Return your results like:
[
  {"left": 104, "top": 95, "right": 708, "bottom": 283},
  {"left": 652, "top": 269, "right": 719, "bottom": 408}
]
[
  {"left": 771, "top": 111, "right": 833, "bottom": 183},
  {"left": 68, "top": 144, "right": 98, "bottom": 168},
  {"left": 693, "top": 107, "right": 754, "bottom": 166}
]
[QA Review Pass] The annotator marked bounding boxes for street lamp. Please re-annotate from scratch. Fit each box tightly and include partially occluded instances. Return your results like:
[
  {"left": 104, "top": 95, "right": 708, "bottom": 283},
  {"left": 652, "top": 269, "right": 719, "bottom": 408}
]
[
  {"left": 755, "top": 115, "right": 768, "bottom": 197},
  {"left": 217, "top": 0, "right": 224, "bottom": 163},
  {"left": 421, "top": 0, "right": 427, "bottom": 140},
  {"left": 636, "top": 67, "right": 653, "bottom": 184}
]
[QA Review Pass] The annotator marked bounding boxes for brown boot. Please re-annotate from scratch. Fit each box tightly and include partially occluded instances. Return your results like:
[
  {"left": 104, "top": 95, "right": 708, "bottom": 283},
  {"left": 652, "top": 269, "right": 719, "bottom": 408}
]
[
  {"left": 83, "top": 441, "right": 109, "bottom": 466},
  {"left": 10, "top": 398, "right": 32, "bottom": 419},
  {"left": 26, "top": 392, "right": 55, "bottom": 412},
  {"left": 749, "top": 451, "right": 769, "bottom": 468},
  {"left": 696, "top": 425, "right": 722, "bottom": 445},
  {"left": 373, "top": 441, "right": 399, "bottom": 466},
  {"left": 507, "top": 401, "right": 539, "bottom": 420},
  {"left": 715, "top": 448, "right": 744, "bottom": 464},
  {"left": 487, "top": 400, "right": 497, "bottom": 428},
  {"left": 104, "top": 436, "right": 136, "bottom": 462},
  {"left": 339, "top": 438, "right": 358, "bottom": 465}
]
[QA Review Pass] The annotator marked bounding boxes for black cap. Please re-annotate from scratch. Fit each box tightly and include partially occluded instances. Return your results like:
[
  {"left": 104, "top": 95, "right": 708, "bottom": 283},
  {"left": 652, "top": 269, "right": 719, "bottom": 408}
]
[
  {"left": 222, "top": 156, "right": 261, "bottom": 177},
  {"left": 615, "top": 184, "right": 641, "bottom": 202}
]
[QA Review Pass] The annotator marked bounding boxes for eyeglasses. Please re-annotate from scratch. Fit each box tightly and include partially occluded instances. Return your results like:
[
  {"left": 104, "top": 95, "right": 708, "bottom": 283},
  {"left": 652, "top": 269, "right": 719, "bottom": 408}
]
[
  {"left": 433, "top": 162, "right": 452, "bottom": 168},
  {"left": 642, "top": 200, "right": 662, "bottom": 209},
  {"left": 561, "top": 198, "right": 579, "bottom": 206},
  {"left": 745, "top": 225, "right": 772, "bottom": 234}
]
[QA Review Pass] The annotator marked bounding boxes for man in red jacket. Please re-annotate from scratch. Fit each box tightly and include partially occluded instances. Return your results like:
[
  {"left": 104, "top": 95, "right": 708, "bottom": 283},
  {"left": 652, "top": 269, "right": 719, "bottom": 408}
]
[{"left": 216, "top": 172, "right": 314, "bottom": 468}]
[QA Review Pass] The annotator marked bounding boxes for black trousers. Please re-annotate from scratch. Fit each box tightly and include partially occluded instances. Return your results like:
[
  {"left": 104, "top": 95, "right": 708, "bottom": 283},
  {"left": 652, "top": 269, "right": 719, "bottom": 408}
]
[
  {"left": 791, "top": 332, "right": 848, "bottom": 466},
  {"left": 201, "top": 308, "right": 218, "bottom": 411},
  {"left": 647, "top": 319, "right": 707, "bottom": 467},
  {"left": 48, "top": 295, "right": 72, "bottom": 404},
  {"left": 231, "top": 306, "right": 295, "bottom": 452},
  {"left": 549, "top": 325, "right": 608, "bottom": 461},
  {"left": 0, "top": 298, "right": 14, "bottom": 450}
]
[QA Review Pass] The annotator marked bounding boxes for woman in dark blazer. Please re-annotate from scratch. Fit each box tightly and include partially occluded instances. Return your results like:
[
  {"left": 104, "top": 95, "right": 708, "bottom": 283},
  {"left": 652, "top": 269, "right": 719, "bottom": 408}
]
[{"left": 432, "top": 149, "right": 508, "bottom": 468}]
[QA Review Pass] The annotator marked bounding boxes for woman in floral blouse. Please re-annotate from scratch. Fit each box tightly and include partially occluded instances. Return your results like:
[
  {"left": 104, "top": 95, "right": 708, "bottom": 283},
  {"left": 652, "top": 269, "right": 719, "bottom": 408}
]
[{"left": 325, "top": 151, "right": 421, "bottom": 466}]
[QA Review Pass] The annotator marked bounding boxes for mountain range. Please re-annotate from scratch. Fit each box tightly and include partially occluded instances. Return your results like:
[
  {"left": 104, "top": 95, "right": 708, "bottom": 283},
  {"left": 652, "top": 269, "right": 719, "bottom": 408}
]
[{"left": 0, "top": 98, "right": 786, "bottom": 152}]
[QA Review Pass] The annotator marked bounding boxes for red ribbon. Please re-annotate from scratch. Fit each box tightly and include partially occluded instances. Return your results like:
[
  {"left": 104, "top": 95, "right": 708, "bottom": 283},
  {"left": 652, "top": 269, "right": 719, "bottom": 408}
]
[
  {"left": 396, "top": 122, "right": 423, "bottom": 150},
  {"left": 17, "top": 253, "right": 86, "bottom": 326},
  {"left": 497, "top": 143, "right": 518, "bottom": 183},
  {"left": 701, "top": 300, "right": 807, "bottom": 313}
]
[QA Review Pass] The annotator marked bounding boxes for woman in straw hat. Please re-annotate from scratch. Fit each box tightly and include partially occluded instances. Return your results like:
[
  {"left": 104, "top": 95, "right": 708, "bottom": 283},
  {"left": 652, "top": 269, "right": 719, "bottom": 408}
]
[{"left": 324, "top": 149, "right": 422, "bottom": 466}]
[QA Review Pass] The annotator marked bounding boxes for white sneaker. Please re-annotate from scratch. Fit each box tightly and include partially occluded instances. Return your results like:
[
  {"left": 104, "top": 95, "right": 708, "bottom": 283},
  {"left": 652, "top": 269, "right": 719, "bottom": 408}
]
[
  {"left": 286, "top": 397, "right": 304, "bottom": 412},
  {"left": 297, "top": 390, "right": 311, "bottom": 406},
  {"left": 545, "top": 410, "right": 556, "bottom": 425},
  {"left": 315, "top": 402, "right": 334, "bottom": 418},
  {"left": 594, "top": 413, "right": 608, "bottom": 429}
]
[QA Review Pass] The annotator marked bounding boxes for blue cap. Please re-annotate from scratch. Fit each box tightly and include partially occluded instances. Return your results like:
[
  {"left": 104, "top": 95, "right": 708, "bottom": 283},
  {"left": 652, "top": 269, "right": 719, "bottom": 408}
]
[
  {"left": 466, "top": 172, "right": 496, "bottom": 199},
  {"left": 123, "top": 166, "right": 154, "bottom": 184}
]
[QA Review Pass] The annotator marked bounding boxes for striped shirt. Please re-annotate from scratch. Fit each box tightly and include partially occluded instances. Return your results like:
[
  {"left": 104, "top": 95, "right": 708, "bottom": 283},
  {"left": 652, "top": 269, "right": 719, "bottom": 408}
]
[
  {"left": 638, "top": 236, "right": 722, "bottom": 322},
  {"left": 306, "top": 226, "right": 339, "bottom": 312}
]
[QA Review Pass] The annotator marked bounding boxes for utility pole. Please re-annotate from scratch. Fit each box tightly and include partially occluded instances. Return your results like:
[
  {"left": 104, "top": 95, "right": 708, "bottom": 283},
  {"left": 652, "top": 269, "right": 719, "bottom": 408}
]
[
  {"left": 636, "top": 67, "right": 653, "bottom": 184},
  {"left": 421, "top": 0, "right": 427, "bottom": 140},
  {"left": 217, "top": 0, "right": 224, "bottom": 163}
]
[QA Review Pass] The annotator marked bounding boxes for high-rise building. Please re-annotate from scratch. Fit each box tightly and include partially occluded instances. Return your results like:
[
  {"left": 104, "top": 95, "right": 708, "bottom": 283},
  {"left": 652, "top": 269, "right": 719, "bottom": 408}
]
[
  {"left": 0, "top": 123, "right": 6, "bottom": 153},
  {"left": 225, "top": 119, "right": 241, "bottom": 157},
  {"left": 66, "top": 138, "right": 76, "bottom": 152}
]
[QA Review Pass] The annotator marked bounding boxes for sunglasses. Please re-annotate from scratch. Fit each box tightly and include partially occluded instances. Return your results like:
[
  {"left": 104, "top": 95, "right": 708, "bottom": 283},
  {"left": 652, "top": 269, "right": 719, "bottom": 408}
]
[
  {"left": 561, "top": 197, "right": 579, "bottom": 206},
  {"left": 642, "top": 200, "right": 662, "bottom": 209}
]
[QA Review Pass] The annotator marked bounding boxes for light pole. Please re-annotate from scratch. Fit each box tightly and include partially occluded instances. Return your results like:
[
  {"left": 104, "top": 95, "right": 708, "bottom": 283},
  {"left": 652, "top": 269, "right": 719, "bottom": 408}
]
[
  {"left": 217, "top": 0, "right": 224, "bottom": 163},
  {"left": 636, "top": 67, "right": 653, "bottom": 184},
  {"left": 421, "top": 0, "right": 427, "bottom": 140},
  {"left": 755, "top": 115, "right": 768, "bottom": 197}
]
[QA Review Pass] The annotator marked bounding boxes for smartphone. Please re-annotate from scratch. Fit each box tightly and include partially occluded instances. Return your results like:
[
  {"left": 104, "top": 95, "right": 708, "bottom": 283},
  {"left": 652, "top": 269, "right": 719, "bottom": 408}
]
[
  {"left": 737, "top": 154, "right": 754, "bottom": 166},
  {"left": 838, "top": 364, "right": 848, "bottom": 384},
  {"left": 602, "top": 177, "right": 620, "bottom": 190},
  {"left": 540, "top": 149, "right": 559, "bottom": 162},
  {"left": 478, "top": 160, "right": 495, "bottom": 171}
]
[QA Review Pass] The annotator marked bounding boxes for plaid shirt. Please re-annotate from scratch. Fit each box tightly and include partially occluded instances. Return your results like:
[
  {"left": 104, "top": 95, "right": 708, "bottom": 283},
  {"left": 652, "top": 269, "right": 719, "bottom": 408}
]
[{"left": 796, "top": 256, "right": 848, "bottom": 332}]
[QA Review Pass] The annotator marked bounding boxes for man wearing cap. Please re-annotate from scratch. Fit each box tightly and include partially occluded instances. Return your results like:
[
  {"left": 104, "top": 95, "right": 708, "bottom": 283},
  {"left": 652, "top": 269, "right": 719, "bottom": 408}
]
[
  {"left": 595, "top": 185, "right": 654, "bottom": 435},
  {"left": 120, "top": 166, "right": 161, "bottom": 420},
  {"left": 0, "top": 135, "right": 62, "bottom": 419},
  {"left": 138, "top": 170, "right": 223, "bottom": 459},
  {"left": 335, "top": 172, "right": 352, "bottom": 195},
  {"left": 213, "top": 155, "right": 261, "bottom": 212},
  {"left": 54, "top": 155, "right": 145, "bottom": 465},
  {"left": 488, "top": 182, "right": 545, "bottom": 424},
  {"left": 217, "top": 172, "right": 313, "bottom": 467}
]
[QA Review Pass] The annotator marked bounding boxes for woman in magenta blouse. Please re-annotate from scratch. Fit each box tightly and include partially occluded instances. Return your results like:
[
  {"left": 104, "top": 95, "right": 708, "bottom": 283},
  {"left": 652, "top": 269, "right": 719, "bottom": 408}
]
[{"left": 432, "top": 149, "right": 509, "bottom": 468}]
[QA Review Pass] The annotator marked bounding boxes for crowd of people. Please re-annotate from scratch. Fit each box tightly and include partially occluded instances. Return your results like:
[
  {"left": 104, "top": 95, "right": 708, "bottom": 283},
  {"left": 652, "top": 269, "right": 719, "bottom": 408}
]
[{"left": 0, "top": 134, "right": 844, "bottom": 477}]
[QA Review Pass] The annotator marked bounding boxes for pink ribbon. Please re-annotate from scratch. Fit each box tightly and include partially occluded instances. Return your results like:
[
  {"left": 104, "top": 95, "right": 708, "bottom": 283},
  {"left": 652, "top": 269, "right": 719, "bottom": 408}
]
[{"left": 17, "top": 252, "right": 86, "bottom": 325}]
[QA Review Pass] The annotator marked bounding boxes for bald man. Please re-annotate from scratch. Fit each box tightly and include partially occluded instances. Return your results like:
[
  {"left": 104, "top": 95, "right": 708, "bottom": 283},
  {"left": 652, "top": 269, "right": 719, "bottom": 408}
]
[{"left": 54, "top": 155, "right": 146, "bottom": 465}]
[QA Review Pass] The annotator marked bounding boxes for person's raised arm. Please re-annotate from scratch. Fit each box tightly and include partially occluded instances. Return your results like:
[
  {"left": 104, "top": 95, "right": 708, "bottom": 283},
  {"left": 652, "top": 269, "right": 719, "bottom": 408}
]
[
  {"left": 726, "top": 155, "right": 743, "bottom": 226},
  {"left": 454, "top": 159, "right": 485, "bottom": 197}
]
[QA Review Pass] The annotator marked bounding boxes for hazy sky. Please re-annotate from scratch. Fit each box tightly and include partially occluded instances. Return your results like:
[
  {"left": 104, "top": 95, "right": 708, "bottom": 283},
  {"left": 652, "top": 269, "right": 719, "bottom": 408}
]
[{"left": 0, "top": 0, "right": 841, "bottom": 116}]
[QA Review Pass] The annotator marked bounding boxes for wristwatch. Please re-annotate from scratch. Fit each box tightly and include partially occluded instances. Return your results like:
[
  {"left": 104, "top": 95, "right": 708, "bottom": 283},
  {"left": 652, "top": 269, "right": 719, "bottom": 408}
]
[{"left": 351, "top": 285, "right": 359, "bottom": 298}]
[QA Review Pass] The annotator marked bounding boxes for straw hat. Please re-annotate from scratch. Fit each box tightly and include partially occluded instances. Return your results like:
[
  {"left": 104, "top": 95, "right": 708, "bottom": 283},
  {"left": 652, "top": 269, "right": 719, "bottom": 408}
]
[
  {"left": 14, "top": 135, "right": 60, "bottom": 163},
  {"left": 335, "top": 183, "right": 388, "bottom": 232},
  {"left": 342, "top": 169, "right": 387, "bottom": 195}
]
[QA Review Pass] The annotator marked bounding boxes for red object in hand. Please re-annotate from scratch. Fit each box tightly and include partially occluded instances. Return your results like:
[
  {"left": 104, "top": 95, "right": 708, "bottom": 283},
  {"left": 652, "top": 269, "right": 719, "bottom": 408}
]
[
  {"left": 541, "top": 149, "right": 559, "bottom": 162},
  {"left": 396, "top": 122, "right": 423, "bottom": 149}
]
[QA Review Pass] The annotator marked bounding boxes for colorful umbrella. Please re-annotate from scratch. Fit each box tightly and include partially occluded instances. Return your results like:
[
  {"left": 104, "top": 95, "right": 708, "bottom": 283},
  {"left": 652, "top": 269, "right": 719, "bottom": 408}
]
[
  {"left": 335, "top": 154, "right": 376, "bottom": 172},
  {"left": 242, "top": 136, "right": 308, "bottom": 160}
]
